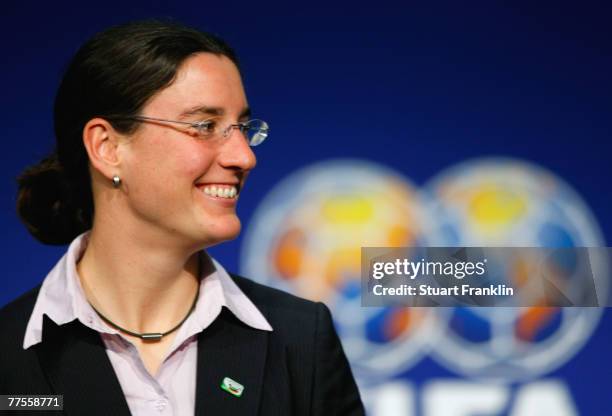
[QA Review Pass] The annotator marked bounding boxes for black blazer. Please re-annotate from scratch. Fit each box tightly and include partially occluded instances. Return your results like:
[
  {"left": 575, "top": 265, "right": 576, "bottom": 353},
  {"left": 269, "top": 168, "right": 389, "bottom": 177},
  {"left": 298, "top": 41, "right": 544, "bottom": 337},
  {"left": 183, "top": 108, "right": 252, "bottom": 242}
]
[{"left": 0, "top": 275, "right": 365, "bottom": 415}]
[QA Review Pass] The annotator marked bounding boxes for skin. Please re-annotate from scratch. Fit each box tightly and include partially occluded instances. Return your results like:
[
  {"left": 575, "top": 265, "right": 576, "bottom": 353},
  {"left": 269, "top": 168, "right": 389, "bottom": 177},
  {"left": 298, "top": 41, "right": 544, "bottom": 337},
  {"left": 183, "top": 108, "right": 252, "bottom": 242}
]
[{"left": 76, "top": 53, "right": 257, "bottom": 375}]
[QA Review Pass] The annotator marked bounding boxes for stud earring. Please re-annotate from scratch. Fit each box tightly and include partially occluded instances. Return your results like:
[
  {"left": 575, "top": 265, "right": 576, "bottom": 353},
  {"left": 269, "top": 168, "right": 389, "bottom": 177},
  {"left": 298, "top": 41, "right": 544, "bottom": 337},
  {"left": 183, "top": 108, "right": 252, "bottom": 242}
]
[{"left": 112, "top": 175, "right": 121, "bottom": 188}]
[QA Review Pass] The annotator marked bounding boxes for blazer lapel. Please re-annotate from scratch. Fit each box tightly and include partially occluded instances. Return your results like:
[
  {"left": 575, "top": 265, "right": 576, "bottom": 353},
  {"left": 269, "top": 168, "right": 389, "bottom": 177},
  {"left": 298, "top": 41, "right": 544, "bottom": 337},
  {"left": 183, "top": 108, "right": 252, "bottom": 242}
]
[
  {"left": 35, "top": 315, "right": 131, "bottom": 416},
  {"left": 195, "top": 308, "right": 269, "bottom": 416}
]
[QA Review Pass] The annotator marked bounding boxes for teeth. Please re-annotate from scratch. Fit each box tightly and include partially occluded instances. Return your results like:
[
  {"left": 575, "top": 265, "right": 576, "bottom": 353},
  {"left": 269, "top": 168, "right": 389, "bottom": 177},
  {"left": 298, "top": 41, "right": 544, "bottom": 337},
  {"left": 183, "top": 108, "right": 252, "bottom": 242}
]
[{"left": 201, "top": 185, "right": 238, "bottom": 199}]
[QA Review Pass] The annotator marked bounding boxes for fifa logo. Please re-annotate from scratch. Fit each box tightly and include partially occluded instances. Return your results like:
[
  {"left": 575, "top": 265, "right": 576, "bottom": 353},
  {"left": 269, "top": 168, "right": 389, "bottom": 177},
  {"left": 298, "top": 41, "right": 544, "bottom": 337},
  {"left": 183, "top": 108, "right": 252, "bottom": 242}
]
[{"left": 241, "top": 158, "right": 606, "bottom": 415}]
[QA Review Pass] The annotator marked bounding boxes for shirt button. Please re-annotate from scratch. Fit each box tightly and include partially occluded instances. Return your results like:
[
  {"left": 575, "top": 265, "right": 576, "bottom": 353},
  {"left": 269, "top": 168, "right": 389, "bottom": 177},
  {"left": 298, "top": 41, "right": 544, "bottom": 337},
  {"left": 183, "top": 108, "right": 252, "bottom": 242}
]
[{"left": 155, "top": 399, "right": 168, "bottom": 411}]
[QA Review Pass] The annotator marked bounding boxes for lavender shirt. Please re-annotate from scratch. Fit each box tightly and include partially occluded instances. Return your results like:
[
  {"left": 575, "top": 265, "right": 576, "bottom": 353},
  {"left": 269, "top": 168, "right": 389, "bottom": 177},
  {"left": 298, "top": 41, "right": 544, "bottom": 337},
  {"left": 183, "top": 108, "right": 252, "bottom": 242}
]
[{"left": 23, "top": 232, "right": 273, "bottom": 415}]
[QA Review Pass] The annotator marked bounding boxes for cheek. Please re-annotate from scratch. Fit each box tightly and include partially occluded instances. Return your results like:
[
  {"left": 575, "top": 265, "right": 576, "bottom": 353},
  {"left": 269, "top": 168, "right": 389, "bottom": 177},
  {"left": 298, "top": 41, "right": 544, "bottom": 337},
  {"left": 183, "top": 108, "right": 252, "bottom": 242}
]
[
  {"left": 179, "top": 149, "right": 216, "bottom": 179},
  {"left": 125, "top": 138, "right": 216, "bottom": 197}
]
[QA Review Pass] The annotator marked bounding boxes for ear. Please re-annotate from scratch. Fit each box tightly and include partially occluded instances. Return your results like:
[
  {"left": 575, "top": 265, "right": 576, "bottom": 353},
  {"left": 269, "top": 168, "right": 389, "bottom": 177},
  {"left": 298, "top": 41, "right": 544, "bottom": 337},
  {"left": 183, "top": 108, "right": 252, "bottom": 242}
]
[{"left": 82, "top": 118, "right": 124, "bottom": 181}]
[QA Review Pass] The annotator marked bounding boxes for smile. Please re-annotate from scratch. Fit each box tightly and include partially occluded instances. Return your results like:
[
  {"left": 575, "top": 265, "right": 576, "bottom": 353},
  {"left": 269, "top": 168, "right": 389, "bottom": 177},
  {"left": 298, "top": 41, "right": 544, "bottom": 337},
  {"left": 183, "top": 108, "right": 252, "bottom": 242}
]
[{"left": 201, "top": 184, "right": 238, "bottom": 199}]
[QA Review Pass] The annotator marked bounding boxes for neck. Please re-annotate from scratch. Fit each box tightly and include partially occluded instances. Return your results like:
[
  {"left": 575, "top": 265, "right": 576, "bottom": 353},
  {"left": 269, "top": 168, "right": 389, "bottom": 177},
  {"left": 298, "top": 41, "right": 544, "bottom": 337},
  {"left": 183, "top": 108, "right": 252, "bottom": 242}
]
[{"left": 77, "top": 226, "right": 202, "bottom": 335}]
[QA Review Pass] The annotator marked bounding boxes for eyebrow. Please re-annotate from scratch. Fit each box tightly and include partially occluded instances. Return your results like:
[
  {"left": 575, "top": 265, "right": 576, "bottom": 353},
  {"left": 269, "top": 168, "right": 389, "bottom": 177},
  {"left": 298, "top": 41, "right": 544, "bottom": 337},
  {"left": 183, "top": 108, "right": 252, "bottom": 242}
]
[{"left": 179, "top": 105, "right": 252, "bottom": 120}]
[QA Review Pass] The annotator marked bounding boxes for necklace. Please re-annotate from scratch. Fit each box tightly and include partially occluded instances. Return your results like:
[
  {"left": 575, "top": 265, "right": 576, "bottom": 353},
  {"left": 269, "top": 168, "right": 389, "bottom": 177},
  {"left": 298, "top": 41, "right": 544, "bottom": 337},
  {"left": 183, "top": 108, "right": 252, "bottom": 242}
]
[{"left": 89, "top": 286, "right": 200, "bottom": 342}]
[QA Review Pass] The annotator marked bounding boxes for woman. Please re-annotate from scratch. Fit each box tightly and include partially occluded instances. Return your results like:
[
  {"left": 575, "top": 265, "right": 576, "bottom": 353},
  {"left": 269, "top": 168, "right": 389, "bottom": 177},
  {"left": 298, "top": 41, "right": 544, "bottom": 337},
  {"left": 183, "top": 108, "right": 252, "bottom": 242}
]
[{"left": 0, "top": 21, "right": 364, "bottom": 415}]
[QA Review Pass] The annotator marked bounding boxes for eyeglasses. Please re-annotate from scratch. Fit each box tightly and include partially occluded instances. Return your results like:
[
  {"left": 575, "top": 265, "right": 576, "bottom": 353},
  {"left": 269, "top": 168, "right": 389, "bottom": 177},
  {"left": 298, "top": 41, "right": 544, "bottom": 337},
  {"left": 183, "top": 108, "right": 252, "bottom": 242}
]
[{"left": 109, "top": 115, "right": 269, "bottom": 146}]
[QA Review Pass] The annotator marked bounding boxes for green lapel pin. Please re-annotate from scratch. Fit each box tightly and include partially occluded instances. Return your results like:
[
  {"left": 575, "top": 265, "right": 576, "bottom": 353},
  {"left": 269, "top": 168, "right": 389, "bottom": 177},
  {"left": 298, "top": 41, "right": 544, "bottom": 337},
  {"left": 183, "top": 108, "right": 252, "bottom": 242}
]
[{"left": 221, "top": 376, "right": 245, "bottom": 397}]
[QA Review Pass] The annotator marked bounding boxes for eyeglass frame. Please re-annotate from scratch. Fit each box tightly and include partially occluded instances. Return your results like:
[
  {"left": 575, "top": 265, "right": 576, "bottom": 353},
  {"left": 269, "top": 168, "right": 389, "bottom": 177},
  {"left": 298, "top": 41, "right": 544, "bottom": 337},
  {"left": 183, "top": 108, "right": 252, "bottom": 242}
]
[{"left": 102, "top": 115, "right": 269, "bottom": 146}]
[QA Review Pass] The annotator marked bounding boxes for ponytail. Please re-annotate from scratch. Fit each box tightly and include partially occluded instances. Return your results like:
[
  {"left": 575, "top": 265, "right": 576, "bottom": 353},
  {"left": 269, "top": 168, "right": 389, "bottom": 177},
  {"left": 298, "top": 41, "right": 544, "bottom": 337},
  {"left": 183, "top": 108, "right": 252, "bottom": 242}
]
[{"left": 16, "top": 151, "right": 92, "bottom": 245}]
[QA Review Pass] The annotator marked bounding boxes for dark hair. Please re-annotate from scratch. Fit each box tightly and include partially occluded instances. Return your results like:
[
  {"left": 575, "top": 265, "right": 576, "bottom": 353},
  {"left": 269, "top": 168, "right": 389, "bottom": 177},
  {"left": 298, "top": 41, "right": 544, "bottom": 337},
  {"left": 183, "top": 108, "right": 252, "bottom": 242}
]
[{"left": 16, "top": 20, "right": 239, "bottom": 245}]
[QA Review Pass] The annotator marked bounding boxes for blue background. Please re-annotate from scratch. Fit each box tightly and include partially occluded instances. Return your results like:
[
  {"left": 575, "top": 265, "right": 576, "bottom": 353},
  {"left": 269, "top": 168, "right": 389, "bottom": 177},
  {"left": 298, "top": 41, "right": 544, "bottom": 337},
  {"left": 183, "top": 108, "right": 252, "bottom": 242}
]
[{"left": 1, "top": 2, "right": 610, "bottom": 414}]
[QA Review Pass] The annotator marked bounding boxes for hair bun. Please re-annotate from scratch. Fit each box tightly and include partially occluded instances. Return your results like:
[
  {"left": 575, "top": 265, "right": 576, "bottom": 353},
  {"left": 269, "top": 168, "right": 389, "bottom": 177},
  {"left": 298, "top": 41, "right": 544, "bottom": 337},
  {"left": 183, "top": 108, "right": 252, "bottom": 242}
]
[{"left": 16, "top": 153, "right": 87, "bottom": 245}]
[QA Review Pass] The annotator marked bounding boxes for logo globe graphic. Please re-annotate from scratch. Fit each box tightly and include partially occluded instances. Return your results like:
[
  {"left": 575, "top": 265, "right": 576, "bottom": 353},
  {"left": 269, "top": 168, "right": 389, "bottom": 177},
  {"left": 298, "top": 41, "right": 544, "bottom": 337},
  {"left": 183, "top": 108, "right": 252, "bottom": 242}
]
[
  {"left": 422, "top": 158, "right": 608, "bottom": 381},
  {"left": 240, "top": 160, "right": 443, "bottom": 381}
]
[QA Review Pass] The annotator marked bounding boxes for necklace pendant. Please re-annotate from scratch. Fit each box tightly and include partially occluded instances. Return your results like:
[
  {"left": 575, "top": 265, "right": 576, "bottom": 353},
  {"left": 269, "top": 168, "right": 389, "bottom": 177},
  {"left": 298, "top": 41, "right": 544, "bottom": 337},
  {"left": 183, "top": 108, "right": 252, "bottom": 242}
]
[{"left": 141, "top": 333, "right": 164, "bottom": 341}]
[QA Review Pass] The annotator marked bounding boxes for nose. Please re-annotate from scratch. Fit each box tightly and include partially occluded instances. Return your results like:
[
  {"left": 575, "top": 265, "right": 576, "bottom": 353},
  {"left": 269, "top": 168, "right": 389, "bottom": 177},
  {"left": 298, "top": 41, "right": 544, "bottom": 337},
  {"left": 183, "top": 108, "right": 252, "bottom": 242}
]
[{"left": 218, "top": 128, "right": 257, "bottom": 172}]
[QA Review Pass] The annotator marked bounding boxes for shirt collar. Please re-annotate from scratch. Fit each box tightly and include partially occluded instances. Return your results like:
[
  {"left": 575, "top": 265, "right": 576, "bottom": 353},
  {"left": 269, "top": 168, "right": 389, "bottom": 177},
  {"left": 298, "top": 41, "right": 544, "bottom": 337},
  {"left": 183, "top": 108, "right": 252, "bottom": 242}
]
[{"left": 23, "top": 232, "right": 272, "bottom": 350}]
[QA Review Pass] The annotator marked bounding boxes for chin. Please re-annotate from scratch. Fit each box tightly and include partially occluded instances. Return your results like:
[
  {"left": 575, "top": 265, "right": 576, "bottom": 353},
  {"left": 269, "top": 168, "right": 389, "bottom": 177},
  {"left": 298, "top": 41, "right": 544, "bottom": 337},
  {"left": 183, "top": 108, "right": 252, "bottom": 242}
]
[{"left": 200, "top": 217, "right": 242, "bottom": 246}]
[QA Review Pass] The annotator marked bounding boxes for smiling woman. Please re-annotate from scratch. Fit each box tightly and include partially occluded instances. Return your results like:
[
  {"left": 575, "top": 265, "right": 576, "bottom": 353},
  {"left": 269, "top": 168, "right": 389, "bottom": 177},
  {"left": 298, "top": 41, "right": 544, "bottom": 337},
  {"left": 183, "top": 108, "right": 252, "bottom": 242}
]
[{"left": 0, "top": 20, "right": 364, "bottom": 415}]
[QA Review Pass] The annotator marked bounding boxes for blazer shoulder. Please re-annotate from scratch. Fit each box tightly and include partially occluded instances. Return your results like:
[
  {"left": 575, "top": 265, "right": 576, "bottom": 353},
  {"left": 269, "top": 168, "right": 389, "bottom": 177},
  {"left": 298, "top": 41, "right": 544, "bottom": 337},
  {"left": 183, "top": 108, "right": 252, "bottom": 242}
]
[
  {"left": 0, "top": 285, "right": 41, "bottom": 334},
  {"left": 0, "top": 285, "right": 42, "bottom": 386},
  {"left": 230, "top": 275, "right": 365, "bottom": 414},
  {"left": 230, "top": 274, "right": 321, "bottom": 319}
]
